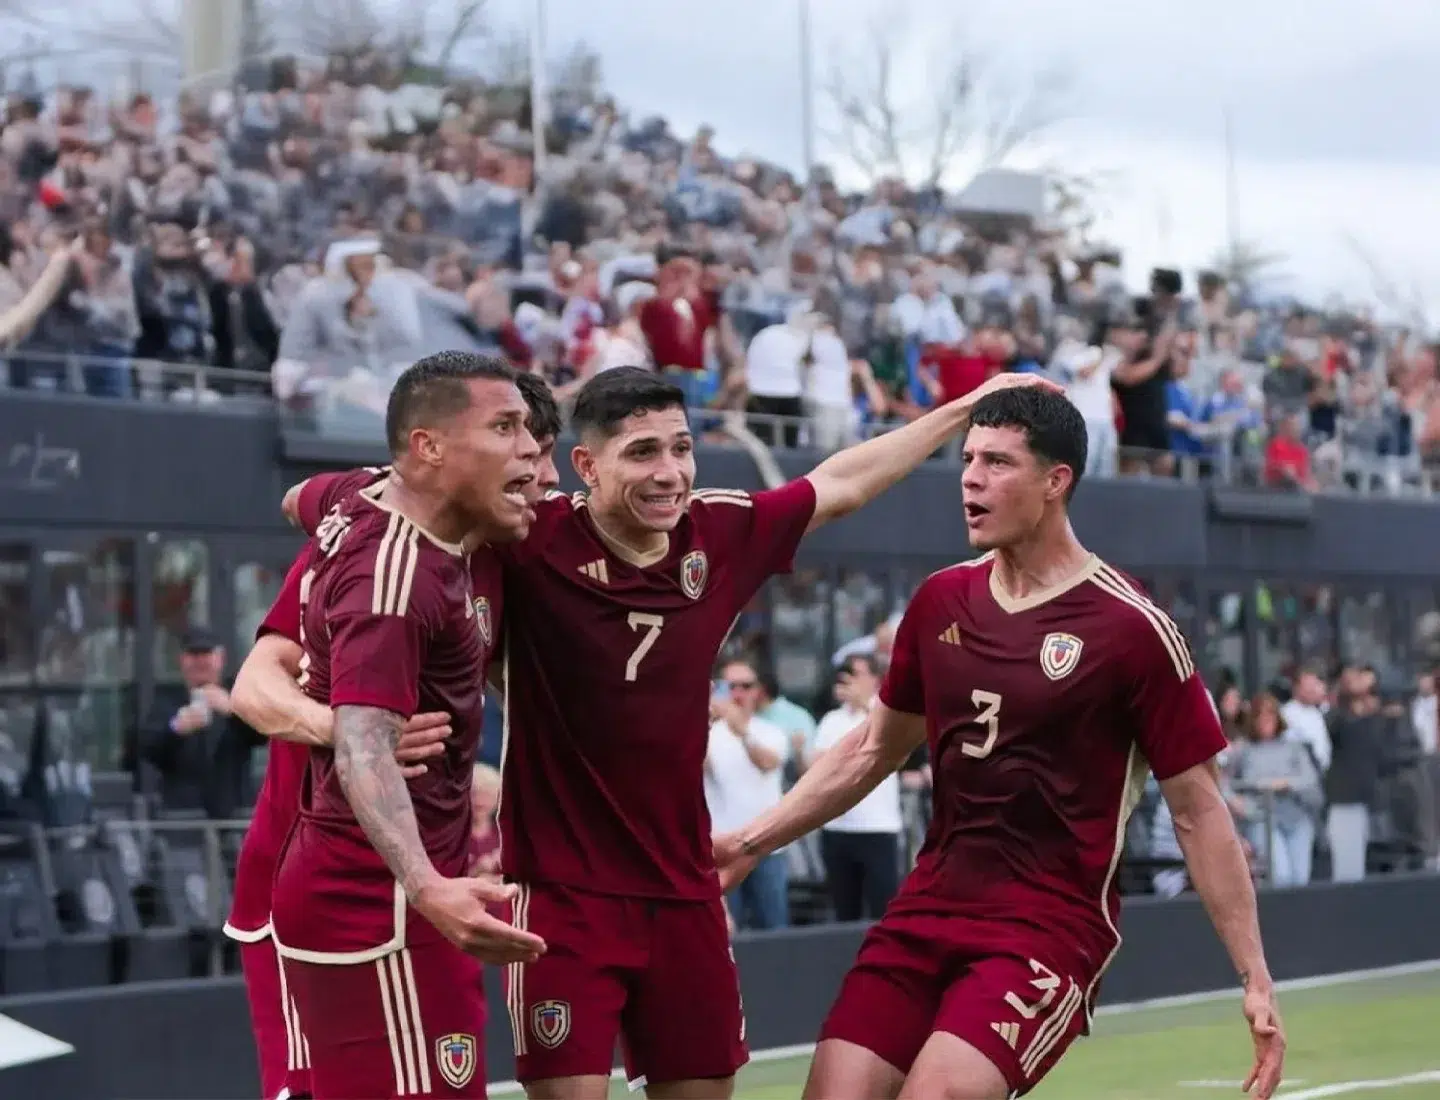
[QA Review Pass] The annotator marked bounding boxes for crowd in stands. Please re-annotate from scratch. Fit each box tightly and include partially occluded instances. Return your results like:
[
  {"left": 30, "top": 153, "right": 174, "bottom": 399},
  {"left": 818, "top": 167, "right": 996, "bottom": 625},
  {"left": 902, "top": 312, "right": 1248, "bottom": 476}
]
[{"left": 0, "top": 52, "right": 1437, "bottom": 492}]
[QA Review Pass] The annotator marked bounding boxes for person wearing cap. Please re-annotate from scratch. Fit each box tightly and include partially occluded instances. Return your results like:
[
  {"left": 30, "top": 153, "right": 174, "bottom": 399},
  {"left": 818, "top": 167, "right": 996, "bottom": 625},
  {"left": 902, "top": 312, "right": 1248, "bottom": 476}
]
[{"left": 139, "top": 625, "right": 262, "bottom": 819}]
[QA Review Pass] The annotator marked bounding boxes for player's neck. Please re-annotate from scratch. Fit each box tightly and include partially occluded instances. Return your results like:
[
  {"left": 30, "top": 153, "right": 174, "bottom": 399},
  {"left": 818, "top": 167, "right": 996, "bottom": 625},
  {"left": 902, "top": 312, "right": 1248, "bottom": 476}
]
[
  {"left": 588, "top": 505, "right": 670, "bottom": 567},
  {"left": 991, "top": 521, "right": 1092, "bottom": 603},
  {"left": 379, "top": 471, "right": 473, "bottom": 549}
]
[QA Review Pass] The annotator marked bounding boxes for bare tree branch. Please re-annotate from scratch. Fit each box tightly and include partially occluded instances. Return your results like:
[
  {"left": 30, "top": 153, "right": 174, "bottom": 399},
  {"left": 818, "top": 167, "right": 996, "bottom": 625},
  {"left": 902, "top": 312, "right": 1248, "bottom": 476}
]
[
  {"left": 821, "top": 9, "right": 1069, "bottom": 192},
  {"left": 434, "top": 0, "right": 488, "bottom": 72},
  {"left": 1343, "top": 233, "right": 1430, "bottom": 332}
]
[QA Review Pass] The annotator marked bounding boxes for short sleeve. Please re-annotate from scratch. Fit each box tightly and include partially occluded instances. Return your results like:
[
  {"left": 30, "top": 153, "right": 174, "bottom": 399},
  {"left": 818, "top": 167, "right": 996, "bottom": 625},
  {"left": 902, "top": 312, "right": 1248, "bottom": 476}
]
[
  {"left": 323, "top": 554, "right": 441, "bottom": 716},
  {"left": 1128, "top": 619, "right": 1227, "bottom": 780},
  {"left": 296, "top": 467, "right": 385, "bottom": 535},
  {"left": 694, "top": 479, "right": 817, "bottom": 593},
  {"left": 879, "top": 597, "right": 926, "bottom": 716},
  {"left": 256, "top": 546, "right": 314, "bottom": 645}
]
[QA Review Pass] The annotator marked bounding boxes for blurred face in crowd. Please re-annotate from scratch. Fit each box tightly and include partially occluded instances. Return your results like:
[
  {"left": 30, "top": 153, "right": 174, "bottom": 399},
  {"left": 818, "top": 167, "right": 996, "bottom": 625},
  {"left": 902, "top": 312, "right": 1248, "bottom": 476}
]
[
  {"left": 1218, "top": 685, "right": 1245, "bottom": 723},
  {"left": 1294, "top": 671, "right": 1327, "bottom": 707},
  {"left": 471, "top": 767, "right": 500, "bottom": 826},
  {"left": 1416, "top": 673, "right": 1434, "bottom": 699},
  {"left": 1249, "top": 694, "right": 1282, "bottom": 742},
  {"left": 344, "top": 251, "right": 377, "bottom": 289},
  {"left": 835, "top": 656, "right": 880, "bottom": 710},
  {"left": 720, "top": 661, "right": 762, "bottom": 716},
  {"left": 872, "top": 620, "right": 895, "bottom": 669},
  {"left": 961, "top": 426, "right": 1072, "bottom": 552},
  {"left": 181, "top": 645, "right": 225, "bottom": 688},
  {"left": 432, "top": 255, "right": 465, "bottom": 293},
  {"left": 576, "top": 405, "right": 695, "bottom": 537}
]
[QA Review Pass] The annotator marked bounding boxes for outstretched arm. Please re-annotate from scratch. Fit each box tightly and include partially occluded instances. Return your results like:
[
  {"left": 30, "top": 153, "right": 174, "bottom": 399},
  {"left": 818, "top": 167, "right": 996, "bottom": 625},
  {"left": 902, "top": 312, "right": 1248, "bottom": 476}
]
[
  {"left": 716, "top": 702, "right": 925, "bottom": 885},
  {"left": 803, "top": 373, "right": 1055, "bottom": 532},
  {"left": 334, "top": 704, "right": 441, "bottom": 901},
  {"left": 232, "top": 633, "right": 334, "bottom": 745}
]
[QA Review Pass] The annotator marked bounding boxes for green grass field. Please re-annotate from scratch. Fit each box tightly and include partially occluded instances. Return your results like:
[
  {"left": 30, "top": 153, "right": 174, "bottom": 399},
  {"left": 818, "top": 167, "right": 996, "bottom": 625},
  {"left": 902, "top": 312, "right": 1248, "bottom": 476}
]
[{"left": 586, "top": 964, "right": 1440, "bottom": 1099}]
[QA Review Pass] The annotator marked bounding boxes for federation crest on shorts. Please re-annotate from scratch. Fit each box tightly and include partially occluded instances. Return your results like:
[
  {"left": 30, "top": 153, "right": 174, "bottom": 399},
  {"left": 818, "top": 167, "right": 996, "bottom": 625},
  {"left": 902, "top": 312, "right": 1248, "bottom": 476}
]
[
  {"left": 680, "top": 550, "right": 708, "bottom": 599},
  {"left": 434, "top": 1032, "right": 477, "bottom": 1088},
  {"left": 1040, "top": 632, "right": 1084, "bottom": 681},
  {"left": 473, "top": 596, "right": 492, "bottom": 647},
  {"left": 531, "top": 999, "right": 571, "bottom": 1049}
]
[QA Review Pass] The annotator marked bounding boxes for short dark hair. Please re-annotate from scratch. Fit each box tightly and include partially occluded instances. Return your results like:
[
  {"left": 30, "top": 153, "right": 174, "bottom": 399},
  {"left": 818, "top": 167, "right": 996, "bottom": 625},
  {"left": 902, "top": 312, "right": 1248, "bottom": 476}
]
[
  {"left": 968, "top": 384, "right": 1088, "bottom": 499},
  {"left": 571, "top": 366, "right": 687, "bottom": 441},
  {"left": 839, "top": 653, "right": 880, "bottom": 679},
  {"left": 384, "top": 351, "right": 516, "bottom": 457},
  {"left": 515, "top": 372, "right": 561, "bottom": 443}
]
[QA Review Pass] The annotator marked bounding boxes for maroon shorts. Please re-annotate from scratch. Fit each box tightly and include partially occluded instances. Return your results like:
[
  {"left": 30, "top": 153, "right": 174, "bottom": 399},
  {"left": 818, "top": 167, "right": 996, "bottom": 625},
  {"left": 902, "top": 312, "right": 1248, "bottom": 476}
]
[
  {"left": 239, "top": 936, "right": 312, "bottom": 1099},
  {"left": 820, "top": 909, "right": 1095, "bottom": 1096},
  {"left": 283, "top": 940, "right": 487, "bottom": 1099},
  {"left": 504, "top": 881, "right": 747, "bottom": 1087}
]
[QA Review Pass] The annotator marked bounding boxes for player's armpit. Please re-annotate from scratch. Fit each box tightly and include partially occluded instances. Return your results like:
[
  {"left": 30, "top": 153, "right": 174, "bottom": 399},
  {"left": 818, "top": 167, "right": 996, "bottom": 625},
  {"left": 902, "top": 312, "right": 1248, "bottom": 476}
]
[
  {"left": 232, "top": 633, "right": 334, "bottom": 746},
  {"left": 332, "top": 704, "right": 441, "bottom": 901}
]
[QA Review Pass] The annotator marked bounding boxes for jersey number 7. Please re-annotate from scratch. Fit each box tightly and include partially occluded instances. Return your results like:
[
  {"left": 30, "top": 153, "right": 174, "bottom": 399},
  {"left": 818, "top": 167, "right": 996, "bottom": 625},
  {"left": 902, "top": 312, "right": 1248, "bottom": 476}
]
[{"left": 626, "top": 612, "right": 664, "bottom": 682}]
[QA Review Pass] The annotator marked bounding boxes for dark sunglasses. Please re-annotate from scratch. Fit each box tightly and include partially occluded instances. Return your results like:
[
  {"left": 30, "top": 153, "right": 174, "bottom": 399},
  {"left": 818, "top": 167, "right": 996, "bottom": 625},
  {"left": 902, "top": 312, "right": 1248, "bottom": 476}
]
[{"left": 726, "top": 680, "right": 758, "bottom": 691}]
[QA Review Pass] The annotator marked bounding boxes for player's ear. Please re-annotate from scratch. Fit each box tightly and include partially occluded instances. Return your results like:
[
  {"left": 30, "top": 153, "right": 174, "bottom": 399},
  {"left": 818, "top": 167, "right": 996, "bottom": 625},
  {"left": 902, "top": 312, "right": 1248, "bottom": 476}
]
[
  {"left": 409, "top": 426, "right": 444, "bottom": 468},
  {"left": 571, "top": 443, "right": 599, "bottom": 490},
  {"left": 1045, "top": 461, "right": 1073, "bottom": 502}
]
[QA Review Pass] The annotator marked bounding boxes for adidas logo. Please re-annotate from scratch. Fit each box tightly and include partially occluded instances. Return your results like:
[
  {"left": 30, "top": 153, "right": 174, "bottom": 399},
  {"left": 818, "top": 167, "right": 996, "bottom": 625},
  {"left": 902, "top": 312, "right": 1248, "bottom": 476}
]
[
  {"left": 991, "top": 1021, "right": 1020, "bottom": 1049},
  {"left": 938, "top": 623, "right": 962, "bottom": 645},
  {"left": 578, "top": 559, "right": 610, "bottom": 585}
]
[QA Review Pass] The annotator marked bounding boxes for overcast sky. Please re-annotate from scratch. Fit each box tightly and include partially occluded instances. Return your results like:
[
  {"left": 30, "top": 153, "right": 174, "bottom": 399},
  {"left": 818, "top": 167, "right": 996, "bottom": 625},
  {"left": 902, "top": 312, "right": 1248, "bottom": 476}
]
[{"left": 486, "top": 0, "right": 1440, "bottom": 316}]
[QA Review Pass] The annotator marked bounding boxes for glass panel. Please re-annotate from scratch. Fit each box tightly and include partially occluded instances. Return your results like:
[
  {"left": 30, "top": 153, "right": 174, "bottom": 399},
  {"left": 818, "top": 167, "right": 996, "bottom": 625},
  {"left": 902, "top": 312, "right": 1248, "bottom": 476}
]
[
  {"left": 1203, "top": 584, "right": 1248, "bottom": 694},
  {"left": 832, "top": 568, "right": 888, "bottom": 654},
  {"left": 233, "top": 561, "right": 288, "bottom": 657},
  {"left": 768, "top": 569, "right": 832, "bottom": 714},
  {"left": 0, "top": 694, "right": 37, "bottom": 808},
  {"left": 1295, "top": 584, "right": 1338, "bottom": 676},
  {"left": 1411, "top": 589, "right": 1440, "bottom": 674},
  {"left": 1339, "top": 590, "right": 1400, "bottom": 682},
  {"left": 153, "top": 540, "right": 211, "bottom": 682},
  {"left": 36, "top": 540, "right": 136, "bottom": 770},
  {"left": 0, "top": 545, "right": 33, "bottom": 689}
]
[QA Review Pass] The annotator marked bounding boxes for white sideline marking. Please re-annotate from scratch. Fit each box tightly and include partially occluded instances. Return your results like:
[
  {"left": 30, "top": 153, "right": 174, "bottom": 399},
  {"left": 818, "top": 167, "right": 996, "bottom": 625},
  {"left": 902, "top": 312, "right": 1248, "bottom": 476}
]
[
  {"left": 1178, "top": 1080, "right": 1307, "bottom": 1089},
  {"left": 0, "top": 1013, "right": 74, "bottom": 1071},
  {"left": 1284, "top": 1071, "right": 1440, "bottom": 1098},
  {"left": 486, "top": 960, "right": 1440, "bottom": 1095}
]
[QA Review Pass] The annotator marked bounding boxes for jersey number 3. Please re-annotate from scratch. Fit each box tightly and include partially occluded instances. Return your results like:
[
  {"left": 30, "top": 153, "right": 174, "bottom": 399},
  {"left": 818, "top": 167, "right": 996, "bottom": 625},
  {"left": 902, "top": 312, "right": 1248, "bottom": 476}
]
[
  {"left": 626, "top": 612, "right": 664, "bottom": 681},
  {"left": 964, "top": 689, "right": 1002, "bottom": 759}
]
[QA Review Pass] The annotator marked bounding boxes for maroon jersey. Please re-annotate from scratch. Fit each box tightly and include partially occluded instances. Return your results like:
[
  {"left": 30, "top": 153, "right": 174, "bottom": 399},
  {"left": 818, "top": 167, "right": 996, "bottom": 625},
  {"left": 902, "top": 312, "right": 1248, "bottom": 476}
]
[
  {"left": 494, "top": 480, "right": 817, "bottom": 899},
  {"left": 272, "top": 479, "right": 501, "bottom": 959},
  {"left": 881, "top": 553, "right": 1225, "bottom": 990},
  {"left": 225, "top": 545, "right": 316, "bottom": 940}
]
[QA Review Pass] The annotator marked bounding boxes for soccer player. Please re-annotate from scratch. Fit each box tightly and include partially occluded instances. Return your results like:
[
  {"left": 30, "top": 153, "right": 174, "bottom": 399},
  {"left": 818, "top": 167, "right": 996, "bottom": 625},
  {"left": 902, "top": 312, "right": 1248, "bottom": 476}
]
[
  {"left": 487, "top": 367, "right": 1052, "bottom": 1100},
  {"left": 713, "top": 385, "right": 1287, "bottom": 1100},
  {"left": 227, "top": 369, "right": 563, "bottom": 1100},
  {"left": 266, "top": 351, "right": 547, "bottom": 1100}
]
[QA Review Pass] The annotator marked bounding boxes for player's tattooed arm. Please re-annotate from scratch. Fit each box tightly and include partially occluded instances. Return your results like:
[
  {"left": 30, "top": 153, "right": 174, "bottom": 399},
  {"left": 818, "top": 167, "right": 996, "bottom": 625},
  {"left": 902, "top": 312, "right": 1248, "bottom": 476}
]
[
  {"left": 801, "top": 373, "right": 1059, "bottom": 531},
  {"left": 333, "top": 704, "right": 441, "bottom": 900}
]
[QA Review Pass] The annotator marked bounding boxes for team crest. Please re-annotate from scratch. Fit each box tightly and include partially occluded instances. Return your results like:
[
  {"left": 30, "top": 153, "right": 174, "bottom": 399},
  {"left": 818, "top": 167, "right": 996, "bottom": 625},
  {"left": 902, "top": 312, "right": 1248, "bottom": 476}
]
[
  {"left": 434, "top": 1032, "right": 477, "bottom": 1088},
  {"left": 1040, "top": 632, "right": 1084, "bottom": 681},
  {"left": 680, "top": 550, "right": 709, "bottom": 600},
  {"left": 531, "top": 999, "right": 571, "bottom": 1049},
  {"left": 473, "top": 597, "right": 492, "bottom": 647}
]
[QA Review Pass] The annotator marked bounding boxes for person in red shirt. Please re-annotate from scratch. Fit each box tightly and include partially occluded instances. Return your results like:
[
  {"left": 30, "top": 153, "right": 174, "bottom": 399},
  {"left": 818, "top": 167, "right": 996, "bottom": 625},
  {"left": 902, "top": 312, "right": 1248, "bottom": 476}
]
[
  {"left": 639, "top": 252, "right": 716, "bottom": 408},
  {"left": 1264, "top": 413, "right": 1317, "bottom": 491},
  {"left": 716, "top": 385, "right": 1286, "bottom": 1100}
]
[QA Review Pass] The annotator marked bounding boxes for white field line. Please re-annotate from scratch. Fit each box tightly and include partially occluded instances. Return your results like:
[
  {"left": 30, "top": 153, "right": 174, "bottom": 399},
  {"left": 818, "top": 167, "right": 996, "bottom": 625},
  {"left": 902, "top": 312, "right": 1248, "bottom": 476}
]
[{"left": 1283, "top": 1071, "right": 1440, "bottom": 1098}]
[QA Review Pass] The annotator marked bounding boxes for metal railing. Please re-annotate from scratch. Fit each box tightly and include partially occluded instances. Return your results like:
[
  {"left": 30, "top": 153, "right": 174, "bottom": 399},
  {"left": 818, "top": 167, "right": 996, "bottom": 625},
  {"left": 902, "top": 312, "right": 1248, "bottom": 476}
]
[{"left": 8, "top": 353, "right": 1440, "bottom": 498}]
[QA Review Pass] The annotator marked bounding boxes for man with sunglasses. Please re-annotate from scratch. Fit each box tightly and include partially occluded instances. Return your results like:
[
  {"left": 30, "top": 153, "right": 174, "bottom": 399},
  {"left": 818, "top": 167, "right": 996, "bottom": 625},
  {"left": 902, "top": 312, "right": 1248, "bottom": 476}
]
[{"left": 704, "top": 659, "right": 791, "bottom": 930}]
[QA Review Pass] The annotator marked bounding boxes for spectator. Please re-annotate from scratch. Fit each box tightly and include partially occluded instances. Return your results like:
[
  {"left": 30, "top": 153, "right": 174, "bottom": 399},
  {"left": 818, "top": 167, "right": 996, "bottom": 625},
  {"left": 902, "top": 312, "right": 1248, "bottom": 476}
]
[
  {"left": 139, "top": 626, "right": 262, "bottom": 819},
  {"left": 1414, "top": 672, "right": 1440, "bottom": 870},
  {"left": 468, "top": 763, "right": 501, "bottom": 877},
  {"left": 1326, "top": 664, "right": 1386, "bottom": 882},
  {"left": 1280, "top": 669, "right": 1332, "bottom": 774},
  {"left": 1111, "top": 311, "right": 1173, "bottom": 475},
  {"left": 742, "top": 305, "right": 812, "bottom": 448},
  {"left": 1229, "top": 692, "right": 1323, "bottom": 887},
  {"left": 1055, "top": 336, "right": 1119, "bottom": 480},
  {"left": 753, "top": 667, "right": 817, "bottom": 784},
  {"left": 813, "top": 655, "right": 901, "bottom": 921},
  {"left": 1265, "top": 412, "right": 1318, "bottom": 491},
  {"left": 1165, "top": 331, "right": 1209, "bottom": 470},
  {"left": 704, "top": 658, "right": 791, "bottom": 930}
]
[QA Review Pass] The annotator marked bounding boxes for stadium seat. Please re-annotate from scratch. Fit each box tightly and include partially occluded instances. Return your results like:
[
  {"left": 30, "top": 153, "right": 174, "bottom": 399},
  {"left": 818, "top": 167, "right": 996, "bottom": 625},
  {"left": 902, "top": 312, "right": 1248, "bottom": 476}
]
[
  {"left": 94, "top": 822, "right": 190, "bottom": 982},
  {"left": 47, "top": 834, "right": 128, "bottom": 988},
  {"left": 149, "top": 826, "right": 234, "bottom": 978},
  {"left": 0, "top": 835, "right": 57, "bottom": 996}
]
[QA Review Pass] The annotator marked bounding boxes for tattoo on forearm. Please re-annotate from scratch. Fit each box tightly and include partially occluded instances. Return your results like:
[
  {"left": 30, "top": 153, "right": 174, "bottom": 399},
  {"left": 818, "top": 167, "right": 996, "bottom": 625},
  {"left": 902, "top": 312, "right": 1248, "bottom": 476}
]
[{"left": 334, "top": 705, "right": 435, "bottom": 899}]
